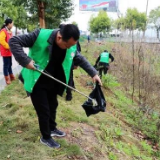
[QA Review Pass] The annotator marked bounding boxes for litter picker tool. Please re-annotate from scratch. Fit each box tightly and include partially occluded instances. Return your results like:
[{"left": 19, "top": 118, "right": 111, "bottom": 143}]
[{"left": 34, "top": 64, "right": 98, "bottom": 106}]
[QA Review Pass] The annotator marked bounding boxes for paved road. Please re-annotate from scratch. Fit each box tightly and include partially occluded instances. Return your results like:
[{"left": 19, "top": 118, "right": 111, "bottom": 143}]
[{"left": 0, "top": 48, "right": 28, "bottom": 91}]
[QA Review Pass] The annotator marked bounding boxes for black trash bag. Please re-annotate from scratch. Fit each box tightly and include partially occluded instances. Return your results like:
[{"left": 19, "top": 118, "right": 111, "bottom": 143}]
[{"left": 82, "top": 83, "right": 106, "bottom": 117}]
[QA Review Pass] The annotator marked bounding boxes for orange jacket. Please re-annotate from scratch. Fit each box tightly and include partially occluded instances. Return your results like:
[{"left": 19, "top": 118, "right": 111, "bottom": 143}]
[{"left": 0, "top": 28, "right": 12, "bottom": 56}]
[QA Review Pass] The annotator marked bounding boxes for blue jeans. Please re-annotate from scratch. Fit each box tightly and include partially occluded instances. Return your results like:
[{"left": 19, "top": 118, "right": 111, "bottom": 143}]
[{"left": 3, "top": 56, "right": 13, "bottom": 76}]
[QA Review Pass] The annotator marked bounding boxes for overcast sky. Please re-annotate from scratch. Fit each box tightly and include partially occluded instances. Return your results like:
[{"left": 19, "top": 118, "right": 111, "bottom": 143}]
[{"left": 65, "top": 0, "right": 160, "bottom": 31}]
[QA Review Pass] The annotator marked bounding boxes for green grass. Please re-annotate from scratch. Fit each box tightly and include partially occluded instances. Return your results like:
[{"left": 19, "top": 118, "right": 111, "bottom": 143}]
[
  {"left": 0, "top": 41, "right": 159, "bottom": 159},
  {"left": 0, "top": 78, "right": 158, "bottom": 159},
  {"left": 102, "top": 74, "right": 120, "bottom": 88}
]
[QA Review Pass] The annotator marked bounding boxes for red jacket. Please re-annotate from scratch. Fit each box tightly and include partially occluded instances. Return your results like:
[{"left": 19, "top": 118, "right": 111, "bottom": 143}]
[{"left": 0, "top": 28, "right": 12, "bottom": 57}]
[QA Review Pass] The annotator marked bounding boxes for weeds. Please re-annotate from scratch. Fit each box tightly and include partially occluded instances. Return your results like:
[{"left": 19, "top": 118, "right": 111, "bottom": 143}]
[
  {"left": 0, "top": 41, "right": 159, "bottom": 160},
  {"left": 102, "top": 74, "right": 120, "bottom": 88}
]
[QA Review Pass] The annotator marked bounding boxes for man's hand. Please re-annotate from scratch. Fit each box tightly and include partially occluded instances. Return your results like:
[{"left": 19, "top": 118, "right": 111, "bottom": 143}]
[
  {"left": 92, "top": 75, "right": 102, "bottom": 86},
  {"left": 26, "top": 60, "right": 35, "bottom": 70}
]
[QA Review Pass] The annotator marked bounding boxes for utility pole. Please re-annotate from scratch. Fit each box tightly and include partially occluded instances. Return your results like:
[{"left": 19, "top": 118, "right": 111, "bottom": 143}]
[
  {"left": 146, "top": 0, "right": 149, "bottom": 15},
  {"left": 143, "top": 0, "right": 149, "bottom": 39}
]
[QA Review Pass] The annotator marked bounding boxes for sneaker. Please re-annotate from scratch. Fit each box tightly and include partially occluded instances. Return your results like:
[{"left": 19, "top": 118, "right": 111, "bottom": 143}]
[
  {"left": 51, "top": 128, "right": 66, "bottom": 137},
  {"left": 40, "top": 137, "right": 60, "bottom": 148}
]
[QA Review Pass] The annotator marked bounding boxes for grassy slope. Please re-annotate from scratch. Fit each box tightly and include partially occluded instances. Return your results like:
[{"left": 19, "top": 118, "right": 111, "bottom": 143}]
[{"left": 0, "top": 41, "right": 159, "bottom": 160}]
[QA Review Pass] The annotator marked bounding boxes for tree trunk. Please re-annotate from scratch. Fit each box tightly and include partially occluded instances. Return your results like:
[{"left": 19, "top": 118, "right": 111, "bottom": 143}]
[
  {"left": 157, "top": 28, "right": 159, "bottom": 39},
  {"left": 142, "top": 30, "right": 145, "bottom": 39},
  {"left": 37, "top": 1, "right": 45, "bottom": 28},
  {"left": 131, "top": 29, "right": 135, "bottom": 103},
  {"left": 143, "top": 0, "right": 149, "bottom": 39},
  {"left": 138, "top": 46, "right": 141, "bottom": 103},
  {"left": 15, "top": 27, "right": 18, "bottom": 35}
]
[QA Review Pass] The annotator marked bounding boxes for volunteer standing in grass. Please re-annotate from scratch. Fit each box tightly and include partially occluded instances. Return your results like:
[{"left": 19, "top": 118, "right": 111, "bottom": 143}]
[
  {"left": 59, "top": 24, "right": 81, "bottom": 101},
  {"left": 9, "top": 24, "right": 102, "bottom": 148}
]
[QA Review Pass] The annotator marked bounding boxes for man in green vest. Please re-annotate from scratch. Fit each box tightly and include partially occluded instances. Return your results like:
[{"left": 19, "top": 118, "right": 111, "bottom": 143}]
[
  {"left": 59, "top": 24, "right": 81, "bottom": 101},
  {"left": 9, "top": 24, "right": 101, "bottom": 149},
  {"left": 94, "top": 50, "right": 114, "bottom": 78}
]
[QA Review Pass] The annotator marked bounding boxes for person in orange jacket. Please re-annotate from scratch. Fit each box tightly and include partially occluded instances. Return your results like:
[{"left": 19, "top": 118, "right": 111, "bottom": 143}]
[{"left": 0, "top": 18, "right": 15, "bottom": 85}]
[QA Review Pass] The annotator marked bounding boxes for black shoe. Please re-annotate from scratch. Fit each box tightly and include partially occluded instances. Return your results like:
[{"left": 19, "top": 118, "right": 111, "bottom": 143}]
[
  {"left": 66, "top": 95, "right": 72, "bottom": 101},
  {"left": 51, "top": 128, "right": 66, "bottom": 137},
  {"left": 40, "top": 137, "right": 60, "bottom": 148}
]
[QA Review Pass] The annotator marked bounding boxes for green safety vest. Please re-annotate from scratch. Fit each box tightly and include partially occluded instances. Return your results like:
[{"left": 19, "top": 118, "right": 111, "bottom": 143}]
[
  {"left": 21, "top": 29, "right": 77, "bottom": 93},
  {"left": 99, "top": 52, "right": 109, "bottom": 63}
]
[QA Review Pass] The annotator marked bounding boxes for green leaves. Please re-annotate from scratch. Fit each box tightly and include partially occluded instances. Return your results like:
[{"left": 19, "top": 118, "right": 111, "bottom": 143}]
[
  {"left": 149, "top": 6, "right": 160, "bottom": 24},
  {"left": 149, "top": 6, "right": 160, "bottom": 37},
  {"left": 0, "top": 0, "right": 18, "bottom": 25},
  {"left": 1, "top": 0, "right": 74, "bottom": 31},
  {"left": 124, "top": 8, "right": 147, "bottom": 31},
  {"left": 89, "top": 10, "right": 111, "bottom": 33},
  {"left": 113, "top": 8, "right": 147, "bottom": 31}
]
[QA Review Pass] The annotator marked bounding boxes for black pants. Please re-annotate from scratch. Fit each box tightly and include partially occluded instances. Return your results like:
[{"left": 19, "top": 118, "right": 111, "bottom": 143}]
[
  {"left": 66, "top": 69, "right": 74, "bottom": 98},
  {"left": 98, "top": 63, "right": 109, "bottom": 78},
  {"left": 30, "top": 87, "right": 58, "bottom": 139},
  {"left": 3, "top": 56, "right": 13, "bottom": 76}
]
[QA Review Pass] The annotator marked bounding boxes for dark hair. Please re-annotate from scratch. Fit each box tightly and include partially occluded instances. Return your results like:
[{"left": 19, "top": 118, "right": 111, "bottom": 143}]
[
  {"left": 60, "top": 24, "right": 80, "bottom": 41},
  {"left": 59, "top": 24, "right": 65, "bottom": 29},
  {"left": 1, "top": 18, "right": 13, "bottom": 30},
  {"left": 104, "top": 50, "right": 108, "bottom": 52}
]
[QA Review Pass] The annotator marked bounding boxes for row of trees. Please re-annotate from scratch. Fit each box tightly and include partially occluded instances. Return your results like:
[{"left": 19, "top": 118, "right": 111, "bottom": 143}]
[
  {"left": 0, "top": 0, "right": 73, "bottom": 33},
  {"left": 1, "top": 0, "right": 160, "bottom": 37},
  {"left": 89, "top": 8, "right": 147, "bottom": 36},
  {"left": 114, "top": 8, "right": 147, "bottom": 33},
  {"left": 89, "top": 7, "right": 160, "bottom": 39}
]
